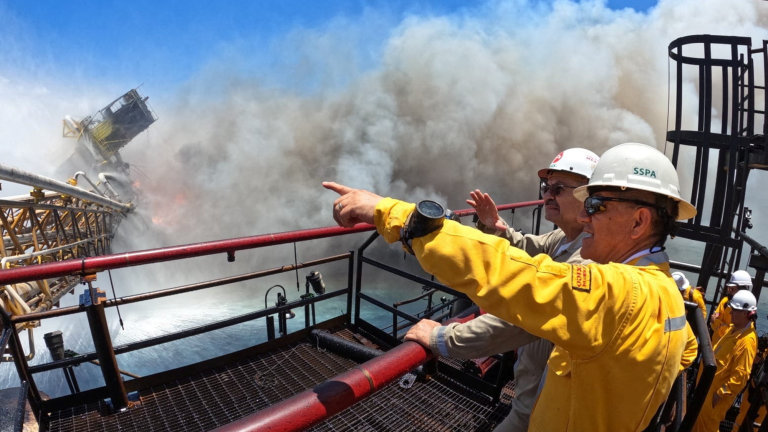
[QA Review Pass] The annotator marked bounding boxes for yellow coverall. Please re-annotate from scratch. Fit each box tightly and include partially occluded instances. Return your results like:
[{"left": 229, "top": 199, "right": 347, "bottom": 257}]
[
  {"left": 691, "top": 324, "right": 757, "bottom": 432},
  {"left": 683, "top": 286, "right": 707, "bottom": 323},
  {"left": 735, "top": 349, "right": 768, "bottom": 428},
  {"left": 375, "top": 199, "right": 689, "bottom": 432},
  {"left": 712, "top": 297, "right": 733, "bottom": 344}
]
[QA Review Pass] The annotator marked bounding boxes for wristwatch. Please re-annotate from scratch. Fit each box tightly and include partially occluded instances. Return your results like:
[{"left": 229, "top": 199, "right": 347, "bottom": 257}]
[{"left": 401, "top": 200, "right": 446, "bottom": 254}]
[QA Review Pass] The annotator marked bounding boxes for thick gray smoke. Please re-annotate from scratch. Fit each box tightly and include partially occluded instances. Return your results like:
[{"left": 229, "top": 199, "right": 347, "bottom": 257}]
[{"left": 119, "top": 0, "right": 768, "bottom": 251}]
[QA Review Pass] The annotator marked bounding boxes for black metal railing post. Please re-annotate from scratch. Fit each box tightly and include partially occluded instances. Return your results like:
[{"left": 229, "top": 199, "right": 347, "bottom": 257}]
[
  {"left": 83, "top": 284, "right": 129, "bottom": 411},
  {"left": 0, "top": 307, "right": 41, "bottom": 421},
  {"left": 266, "top": 316, "right": 276, "bottom": 341},
  {"left": 354, "top": 232, "right": 379, "bottom": 325},
  {"left": 679, "top": 301, "right": 717, "bottom": 432},
  {"left": 346, "top": 251, "right": 354, "bottom": 323}
]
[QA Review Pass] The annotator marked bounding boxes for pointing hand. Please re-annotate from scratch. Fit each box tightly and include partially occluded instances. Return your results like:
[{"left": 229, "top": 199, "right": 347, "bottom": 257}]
[{"left": 323, "top": 182, "right": 384, "bottom": 228}]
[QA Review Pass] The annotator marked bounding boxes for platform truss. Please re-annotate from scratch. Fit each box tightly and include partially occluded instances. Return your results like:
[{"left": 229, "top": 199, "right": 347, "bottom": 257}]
[{"left": 0, "top": 191, "right": 123, "bottom": 331}]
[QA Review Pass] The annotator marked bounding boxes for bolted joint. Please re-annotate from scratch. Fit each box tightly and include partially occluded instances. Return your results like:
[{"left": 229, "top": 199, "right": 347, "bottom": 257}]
[{"left": 29, "top": 188, "right": 45, "bottom": 202}]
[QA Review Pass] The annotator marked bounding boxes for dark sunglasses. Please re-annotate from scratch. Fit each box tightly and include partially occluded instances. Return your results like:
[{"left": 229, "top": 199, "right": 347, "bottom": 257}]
[
  {"left": 540, "top": 181, "right": 577, "bottom": 198},
  {"left": 583, "top": 196, "right": 662, "bottom": 216}
]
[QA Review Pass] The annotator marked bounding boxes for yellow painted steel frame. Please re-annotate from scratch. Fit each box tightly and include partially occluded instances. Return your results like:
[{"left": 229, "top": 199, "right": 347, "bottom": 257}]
[{"left": 0, "top": 193, "right": 122, "bottom": 336}]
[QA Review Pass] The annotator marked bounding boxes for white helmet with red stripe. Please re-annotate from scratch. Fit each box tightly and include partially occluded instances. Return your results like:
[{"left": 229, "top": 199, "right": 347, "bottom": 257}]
[{"left": 537, "top": 148, "right": 600, "bottom": 180}]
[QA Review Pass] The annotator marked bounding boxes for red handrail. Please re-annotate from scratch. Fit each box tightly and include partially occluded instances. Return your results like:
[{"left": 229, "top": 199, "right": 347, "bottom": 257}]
[{"left": 0, "top": 199, "right": 542, "bottom": 286}]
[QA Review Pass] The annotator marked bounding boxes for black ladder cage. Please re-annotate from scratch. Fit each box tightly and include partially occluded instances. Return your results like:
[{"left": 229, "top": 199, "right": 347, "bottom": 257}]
[{"left": 666, "top": 34, "right": 768, "bottom": 306}]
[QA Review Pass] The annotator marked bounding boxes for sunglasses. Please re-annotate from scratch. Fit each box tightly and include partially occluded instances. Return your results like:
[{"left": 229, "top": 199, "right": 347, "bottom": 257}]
[
  {"left": 540, "top": 181, "right": 577, "bottom": 198},
  {"left": 583, "top": 196, "right": 662, "bottom": 216}
]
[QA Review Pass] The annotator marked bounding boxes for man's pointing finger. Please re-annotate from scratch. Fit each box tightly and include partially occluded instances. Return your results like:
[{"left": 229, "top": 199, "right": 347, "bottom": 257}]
[{"left": 322, "top": 181, "right": 354, "bottom": 196}]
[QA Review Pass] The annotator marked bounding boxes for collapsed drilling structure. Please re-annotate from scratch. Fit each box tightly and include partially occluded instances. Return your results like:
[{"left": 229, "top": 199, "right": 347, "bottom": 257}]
[{"left": 0, "top": 88, "right": 154, "bottom": 362}]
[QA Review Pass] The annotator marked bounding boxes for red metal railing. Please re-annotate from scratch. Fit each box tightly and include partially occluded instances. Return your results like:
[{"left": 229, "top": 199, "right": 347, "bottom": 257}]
[
  {"left": 451, "top": 199, "right": 543, "bottom": 217},
  {"left": 0, "top": 199, "right": 543, "bottom": 286},
  {"left": 0, "top": 225, "right": 372, "bottom": 286}
]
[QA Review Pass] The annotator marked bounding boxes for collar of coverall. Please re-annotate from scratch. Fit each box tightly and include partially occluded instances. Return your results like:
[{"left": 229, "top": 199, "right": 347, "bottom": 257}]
[{"left": 623, "top": 248, "right": 670, "bottom": 266}]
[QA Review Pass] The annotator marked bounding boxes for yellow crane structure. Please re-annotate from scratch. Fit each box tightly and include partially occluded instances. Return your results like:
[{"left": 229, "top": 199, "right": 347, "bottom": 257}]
[{"left": 0, "top": 88, "right": 152, "bottom": 361}]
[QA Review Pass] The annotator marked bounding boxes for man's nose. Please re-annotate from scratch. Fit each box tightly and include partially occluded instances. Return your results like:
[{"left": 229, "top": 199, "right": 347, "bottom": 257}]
[{"left": 577, "top": 206, "right": 591, "bottom": 224}]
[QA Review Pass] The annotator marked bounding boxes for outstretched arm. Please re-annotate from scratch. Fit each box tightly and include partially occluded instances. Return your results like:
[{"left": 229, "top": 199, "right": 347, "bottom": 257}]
[{"left": 323, "top": 183, "right": 626, "bottom": 358}]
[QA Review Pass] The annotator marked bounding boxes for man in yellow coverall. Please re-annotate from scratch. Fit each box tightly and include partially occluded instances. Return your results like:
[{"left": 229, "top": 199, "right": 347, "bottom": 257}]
[
  {"left": 692, "top": 289, "right": 758, "bottom": 432},
  {"left": 403, "top": 148, "right": 600, "bottom": 432},
  {"left": 325, "top": 142, "right": 698, "bottom": 432},
  {"left": 673, "top": 272, "right": 707, "bottom": 322},
  {"left": 712, "top": 270, "right": 754, "bottom": 344},
  {"left": 734, "top": 343, "right": 768, "bottom": 430}
]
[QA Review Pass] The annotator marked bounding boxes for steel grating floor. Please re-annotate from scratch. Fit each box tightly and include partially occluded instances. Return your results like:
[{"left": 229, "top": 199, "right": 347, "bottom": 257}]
[{"left": 42, "top": 328, "right": 512, "bottom": 432}]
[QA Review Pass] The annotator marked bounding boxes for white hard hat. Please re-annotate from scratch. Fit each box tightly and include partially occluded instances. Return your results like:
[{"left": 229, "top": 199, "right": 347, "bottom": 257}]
[
  {"left": 729, "top": 289, "right": 758, "bottom": 311},
  {"left": 537, "top": 148, "right": 600, "bottom": 179},
  {"left": 573, "top": 143, "right": 697, "bottom": 221},
  {"left": 672, "top": 272, "right": 690, "bottom": 291},
  {"left": 729, "top": 270, "right": 753, "bottom": 288}
]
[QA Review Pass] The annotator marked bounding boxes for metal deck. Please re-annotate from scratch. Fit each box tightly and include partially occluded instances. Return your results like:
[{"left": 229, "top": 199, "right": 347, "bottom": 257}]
[{"left": 41, "top": 328, "right": 512, "bottom": 432}]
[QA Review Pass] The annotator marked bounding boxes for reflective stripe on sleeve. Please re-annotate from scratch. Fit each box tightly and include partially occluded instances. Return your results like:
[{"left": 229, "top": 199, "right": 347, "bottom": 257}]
[
  {"left": 435, "top": 326, "right": 451, "bottom": 357},
  {"left": 664, "top": 315, "right": 687, "bottom": 333}
]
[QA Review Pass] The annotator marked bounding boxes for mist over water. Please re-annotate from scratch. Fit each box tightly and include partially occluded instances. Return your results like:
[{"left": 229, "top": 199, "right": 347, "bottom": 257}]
[{"left": 2, "top": 0, "right": 768, "bottom": 396}]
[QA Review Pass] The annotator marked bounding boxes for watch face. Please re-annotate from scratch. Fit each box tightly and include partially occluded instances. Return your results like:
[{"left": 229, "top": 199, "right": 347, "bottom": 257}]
[{"left": 418, "top": 200, "right": 445, "bottom": 218}]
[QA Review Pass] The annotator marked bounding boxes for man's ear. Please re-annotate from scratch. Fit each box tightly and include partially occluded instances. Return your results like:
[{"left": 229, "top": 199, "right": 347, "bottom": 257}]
[{"left": 630, "top": 207, "right": 654, "bottom": 240}]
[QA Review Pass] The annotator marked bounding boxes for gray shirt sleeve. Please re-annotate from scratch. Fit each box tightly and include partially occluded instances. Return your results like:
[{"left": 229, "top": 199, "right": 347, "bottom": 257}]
[
  {"left": 428, "top": 314, "right": 540, "bottom": 359},
  {"left": 476, "top": 219, "right": 562, "bottom": 257},
  {"left": 428, "top": 241, "right": 591, "bottom": 360}
]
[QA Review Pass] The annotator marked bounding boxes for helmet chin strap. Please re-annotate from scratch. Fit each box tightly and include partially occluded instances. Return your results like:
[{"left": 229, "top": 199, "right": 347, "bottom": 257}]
[
  {"left": 649, "top": 238, "right": 666, "bottom": 254},
  {"left": 650, "top": 208, "right": 679, "bottom": 254}
]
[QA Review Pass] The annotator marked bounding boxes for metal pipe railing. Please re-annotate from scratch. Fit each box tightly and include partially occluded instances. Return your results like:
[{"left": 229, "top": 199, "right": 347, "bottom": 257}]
[
  {"left": 11, "top": 253, "right": 351, "bottom": 324},
  {"left": 361, "top": 256, "right": 469, "bottom": 300},
  {"left": 28, "top": 289, "right": 349, "bottom": 374},
  {"left": 735, "top": 227, "right": 768, "bottom": 260},
  {"left": 0, "top": 163, "right": 131, "bottom": 212},
  {"left": 0, "top": 199, "right": 545, "bottom": 287},
  {"left": 451, "top": 199, "right": 544, "bottom": 217},
  {"left": 0, "top": 225, "right": 375, "bottom": 286}
]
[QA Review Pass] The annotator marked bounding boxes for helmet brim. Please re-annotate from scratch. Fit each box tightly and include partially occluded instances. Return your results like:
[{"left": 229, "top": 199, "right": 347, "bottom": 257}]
[{"left": 574, "top": 185, "right": 697, "bottom": 221}]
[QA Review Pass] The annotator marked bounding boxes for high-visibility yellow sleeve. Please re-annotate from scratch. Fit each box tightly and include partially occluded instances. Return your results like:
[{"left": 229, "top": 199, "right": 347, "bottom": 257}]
[
  {"left": 711, "top": 297, "right": 729, "bottom": 329},
  {"left": 375, "top": 198, "right": 630, "bottom": 359},
  {"left": 680, "top": 322, "right": 698, "bottom": 371},
  {"left": 717, "top": 335, "right": 757, "bottom": 397},
  {"left": 691, "top": 289, "right": 707, "bottom": 323}
]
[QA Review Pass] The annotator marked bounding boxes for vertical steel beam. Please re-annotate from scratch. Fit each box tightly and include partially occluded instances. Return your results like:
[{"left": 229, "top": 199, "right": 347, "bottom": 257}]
[
  {"left": 0, "top": 310, "right": 41, "bottom": 421},
  {"left": 84, "top": 285, "right": 128, "bottom": 410}
]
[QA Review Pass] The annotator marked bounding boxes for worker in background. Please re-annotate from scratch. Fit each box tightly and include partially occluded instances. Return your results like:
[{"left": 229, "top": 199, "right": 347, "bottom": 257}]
[
  {"left": 325, "top": 142, "right": 698, "bottom": 431},
  {"left": 734, "top": 338, "right": 768, "bottom": 430},
  {"left": 692, "top": 289, "right": 758, "bottom": 432},
  {"left": 712, "top": 270, "right": 754, "bottom": 344},
  {"left": 404, "top": 148, "right": 599, "bottom": 432},
  {"left": 673, "top": 272, "right": 707, "bottom": 323}
]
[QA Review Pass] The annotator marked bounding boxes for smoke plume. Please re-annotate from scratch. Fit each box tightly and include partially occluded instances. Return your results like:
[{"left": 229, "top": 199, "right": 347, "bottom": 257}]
[{"left": 120, "top": 0, "right": 768, "bottom": 253}]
